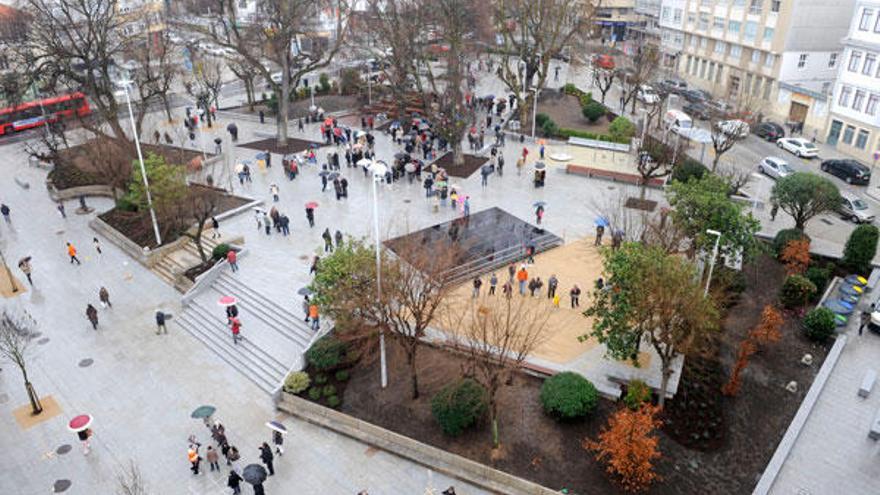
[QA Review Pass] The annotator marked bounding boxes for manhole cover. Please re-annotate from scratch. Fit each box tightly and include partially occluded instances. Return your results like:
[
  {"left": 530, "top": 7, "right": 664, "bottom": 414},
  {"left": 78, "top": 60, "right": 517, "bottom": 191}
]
[
  {"left": 820, "top": 218, "right": 834, "bottom": 225},
  {"left": 299, "top": 255, "right": 310, "bottom": 261},
  {"left": 607, "top": 186, "right": 616, "bottom": 190},
  {"left": 31, "top": 331, "right": 42, "bottom": 338},
  {"left": 403, "top": 199, "right": 411, "bottom": 203},
  {"left": 37, "top": 337, "right": 50, "bottom": 345},
  {"left": 53, "top": 479, "right": 71, "bottom": 493},
  {"left": 78, "top": 359, "right": 94, "bottom": 368},
  {"left": 0, "top": 393, "right": 8, "bottom": 404},
  {"left": 56, "top": 444, "right": 72, "bottom": 455}
]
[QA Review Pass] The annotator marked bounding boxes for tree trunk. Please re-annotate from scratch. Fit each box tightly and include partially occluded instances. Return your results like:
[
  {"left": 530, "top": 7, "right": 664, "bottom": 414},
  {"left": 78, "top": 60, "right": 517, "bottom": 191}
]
[
  {"left": 194, "top": 221, "right": 207, "bottom": 263},
  {"left": 658, "top": 367, "right": 670, "bottom": 407},
  {"left": 22, "top": 367, "right": 42, "bottom": 415},
  {"left": 712, "top": 153, "right": 721, "bottom": 172},
  {"left": 452, "top": 143, "right": 465, "bottom": 166},
  {"left": 162, "top": 95, "right": 173, "bottom": 123},
  {"left": 246, "top": 80, "right": 255, "bottom": 111},
  {"left": 277, "top": 59, "right": 290, "bottom": 148},
  {"left": 407, "top": 346, "right": 420, "bottom": 400},
  {"left": 518, "top": 96, "right": 530, "bottom": 131},
  {"left": 490, "top": 401, "right": 500, "bottom": 448}
]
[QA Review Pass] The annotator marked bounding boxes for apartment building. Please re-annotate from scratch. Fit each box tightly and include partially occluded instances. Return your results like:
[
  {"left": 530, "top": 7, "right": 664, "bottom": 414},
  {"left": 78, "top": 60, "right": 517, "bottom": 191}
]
[
  {"left": 659, "top": 0, "right": 855, "bottom": 134},
  {"left": 826, "top": 1, "right": 880, "bottom": 163},
  {"left": 596, "top": 0, "right": 638, "bottom": 43},
  {"left": 630, "top": 0, "right": 663, "bottom": 46}
]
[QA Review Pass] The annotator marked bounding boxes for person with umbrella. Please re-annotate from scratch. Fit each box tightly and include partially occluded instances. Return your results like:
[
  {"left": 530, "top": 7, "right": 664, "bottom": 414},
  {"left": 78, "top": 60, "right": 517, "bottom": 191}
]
[
  {"left": 227, "top": 123, "right": 238, "bottom": 141},
  {"left": 228, "top": 470, "right": 243, "bottom": 494},
  {"left": 18, "top": 257, "right": 32, "bottom": 286},
  {"left": 535, "top": 203, "right": 545, "bottom": 225},
  {"left": 305, "top": 204, "right": 316, "bottom": 228},
  {"left": 85, "top": 304, "right": 98, "bottom": 330},
  {"left": 595, "top": 218, "right": 608, "bottom": 246},
  {"left": 69, "top": 414, "right": 93, "bottom": 455},
  {"left": 267, "top": 421, "right": 287, "bottom": 455},
  {"left": 229, "top": 317, "right": 242, "bottom": 345},
  {"left": 259, "top": 442, "right": 275, "bottom": 475},
  {"left": 243, "top": 464, "right": 267, "bottom": 494}
]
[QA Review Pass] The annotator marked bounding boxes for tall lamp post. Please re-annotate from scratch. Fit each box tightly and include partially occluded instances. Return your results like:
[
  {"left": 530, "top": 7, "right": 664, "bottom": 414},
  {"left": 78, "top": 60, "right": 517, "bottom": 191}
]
[
  {"left": 368, "top": 160, "right": 389, "bottom": 389},
  {"left": 704, "top": 229, "right": 722, "bottom": 297},
  {"left": 531, "top": 88, "right": 540, "bottom": 138},
  {"left": 117, "top": 80, "right": 162, "bottom": 247}
]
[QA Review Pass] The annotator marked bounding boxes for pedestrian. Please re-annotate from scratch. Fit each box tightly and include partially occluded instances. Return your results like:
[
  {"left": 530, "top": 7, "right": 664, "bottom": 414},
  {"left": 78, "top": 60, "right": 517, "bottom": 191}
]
[
  {"left": 570, "top": 285, "right": 581, "bottom": 308},
  {"left": 553, "top": 293, "right": 561, "bottom": 307},
  {"left": 539, "top": 143, "right": 545, "bottom": 160},
  {"left": 77, "top": 428, "right": 92, "bottom": 455},
  {"left": 770, "top": 201, "right": 779, "bottom": 221},
  {"left": 0, "top": 203, "right": 10, "bottom": 223},
  {"left": 596, "top": 277, "right": 605, "bottom": 290},
  {"left": 305, "top": 206, "right": 315, "bottom": 227},
  {"left": 57, "top": 201, "right": 66, "bottom": 218},
  {"left": 463, "top": 197, "right": 471, "bottom": 217},
  {"left": 502, "top": 281, "right": 513, "bottom": 298},
  {"left": 335, "top": 230, "right": 343, "bottom": 248},
  {"left": 230, "top": 317, "right": 242, "bottom": 344},
  {"left": 309, "top": 255, "right": 320, "bottom": 275},
  {"left": 516, "top": 155, "right": 525, "bottom": 176},
  {"left": 226, "top": 249, "right": 238, "bottom": 272},
  {"left": 302, "top": 295, "right": 311, "bottom": 323},
  {"left": 508, "top": 263, "right": 516, "bottom": 283},
  {"left": 270, "top": 183, "right": 279, "bottom": 202},
  {"left": 263, "top": 213, "right": 272, "bottom": 235},
  {"left": 554, "top": 65, "right": 560, "bottom": 81},
  {"left": 227, "top": 470, "right": 243, "bottom": 494},
  {"left": 67, "top": 242, "right": 81, "bottom": 265},
  {"left": 99, "top": 286, "right": 112, "bottom": 308},
  {"left": 188, "top": 446, "right": 201, "bottom": 475},
  {"left": 273, "top": 429, "right": 284, "bottom": 456},
  {"left": 265, "top": 150, "right": 272, "bottom": 168},
  {"left": 309, "top": 302, "right": 320, "bottom": 331},
  {"left": 472, "top": 277, "right": 482, "bottom": 298},
  {"left": 214, "top": 137, "right": 222, "bottom": 154},
  {"left": 595, "top": 225, "right": 605, "bottom": 246},
  {"left": 209, "top": 217, "right": 220, "bottom": 239},
  {"left": 611, "top": 229, "right": 623, "bottom": 250},
  {"left": 321, "top": 172, "right": 328, "bottom": 191},
  {"left": 517, "top": 266, "right": 529, "bottom": 295},
  {"left": 535, "top": 205, "right": 544, "bottom": 225},
  {"left": 259, "top": 110, "right": 265, "bottom": 124},
  {"left": 18, "top": 257, "right": 33, "bottom": 285},
  {"left": 228, "top": 445, "right": 241, "bottom": 472},
  {"left": 481, "top": 167, "right": 490, "bottom": 187},
  {"left": 156, "top": 309, "right": 167, "bottom": 335},
  {"left": 298, "top": 118, "right": 304, "bottom": 132},
  {"left": 322, "top": 228, "right": 333, "bottom": 252},
  {"left": 528, "top": 277, "right": 538, "bottom": 297},
  {"left": 859, "top": 310, "right": 871, "bottom": 335},
  {"left": 206, "top": 446, "right": 220, "bottom": 471},
  {"left": 280, "top": 214, "right": 290, "bottom": 236},
  {"left": 547, "top": 274, "right": 558, "bottom": 299},
  {"left": 260, "top": 442, "right": 275, "bottom": 476},
  {"left": 93, "top": 237, "right": 103, "bottom": 254},
  {"left": 497, "top": 154, "right": 504, "bottom": 175},
  {"left": 86, "top": 304, "right": 98, "bottom": 330},
  {"left": 488, "top": 273, "right": 498, "bottom": 295},
  {"left": 341, "top": 177, "right": 349, "bottom": 197}
]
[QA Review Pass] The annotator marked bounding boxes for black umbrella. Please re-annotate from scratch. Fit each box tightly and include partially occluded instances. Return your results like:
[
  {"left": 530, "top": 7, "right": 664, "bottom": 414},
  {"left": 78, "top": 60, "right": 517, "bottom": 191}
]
[
  {"left": 534, "top": 161, "right": 546, "bottom": 170},
  {"left": 328, "top": 172, "right": 340, "bottom": 180},
  {"left": 481, "top": 164, "right": 494, "bottom": 175},
  {"left": 394, "top": 152, "right": 408, "bottom": 160},
  {"left": 242, "top": 464, "right": 268, "bottom": 485},
  {"left": 297, "top": 287, "right": 312, "bottom": 296},
  {"left": 319, "top": 170, "right": 330, "bottom": 177},
  {"left": 226, "top": 123, "right": 237, "bottom": 132}
]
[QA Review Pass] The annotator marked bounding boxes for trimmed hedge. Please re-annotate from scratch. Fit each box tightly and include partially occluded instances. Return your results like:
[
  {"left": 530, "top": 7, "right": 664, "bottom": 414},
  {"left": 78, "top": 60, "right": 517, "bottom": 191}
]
[
  {"left": 779, "top": 274, "right": 817, "bottom": 308},
  {"left": 843, "top": 224, "right": 879, "bottom": 275},
  {"left": 307, "top": 387, "right": 322, "bottom": 400},
  {"left": 671, "top": 158, "right": 708, "bottom": 184},
  {"left": 212, "top": 243, "right": 231, "bottom": 260},
  {"left": 431, "top": 379, "right": 487, "bottom": 437},
  {"left": 335, "top": 369, "right": 350, "bottom": 382},
  {"left": 326, "top": 395, "right": 341, "bottom": 408},
  {"left": 773, "top": 229, "right": 811, "bottom": 257},
  {"left": 582, "top": 100, "right": 606, "bottom": 123},
  {"left": 803, "top": 307, "right": 836, "bottom": 342},
  {"left": 804, "top": 265, "right": 832, "bottom": 297},
  {"left": 624, "top": 379, "right": 651, "bottom": 410},
  {"left": 305, "top": 336, "right": 346, "bottom": 371},
  {"left": 539, "top": 372, "right": 599, "bottom": 420},
  {"left": 283, "top": 371, "right": 310, "bottom": 394},
  {"left": 557, "top": 127, "right": 631, "bottom": 144}
]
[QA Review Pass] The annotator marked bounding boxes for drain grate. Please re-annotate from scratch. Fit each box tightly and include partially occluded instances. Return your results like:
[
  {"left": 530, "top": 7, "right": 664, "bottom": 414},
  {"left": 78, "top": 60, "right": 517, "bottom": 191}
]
[
  {"left": 78, "top": 359, "right": 94, "bottom": 368},
  {"left": 56, "top": 444, "right": 72, "bottom": 455},
  {"left": 37, "top": 337, "right": 50, "bottom": 345},
  {"left": 820, "top": 218, "right": 834, "bottom": 225},
  {"left": 53, "top": 480, "right": 71, "bottom": 493}
]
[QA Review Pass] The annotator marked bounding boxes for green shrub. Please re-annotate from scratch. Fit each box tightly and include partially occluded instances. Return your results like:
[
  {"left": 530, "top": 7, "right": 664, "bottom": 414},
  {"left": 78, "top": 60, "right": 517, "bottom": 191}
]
[
  {"left": 561, "top": 83, "right": 579, "bottom": 95},
  {"left": 582, "top": 100, "right": 606, "bottom": 123},
  {"left": 326, "top": 395, "right": 341, "bottom": 408},
  {"left": 539, "top": 372, "right": 599, "bottom": 420},
  {"left": 805, "top": 265, "right": 832, "bottom": 296},
  {"left": 623, "top": 379, "right": 651, "bottom": 410},
  {"left": 267, "top": 92, "right": 278, "bottom": 114},
  {"left": 715, "top": 266, "right": 747, "bottom": 296},
  {"left": 843, "top": 224, "right": 879, "bottom": 275},
  {"left": 535, "top": 113, "right": 550, "bottom": 128},
  {"left": 557, "top": 128, "right": 630, "bottom": 144},
  {"left": 211, "top": 243, "right": 231, "bottom": 260},
  {"left": 541, "top": 119, "right": 559, "bottom": 137},
  {"left": 319, "top": 73, "right": 331, "bottom": 93},
  {"left": 306, "top": 336, "right": 346, "bottom": 370},
  {"left": 115, "top": 196, "right": 139, "bottom": 212},
  {"left": 803, "top": 307, "right": 836, "bottom": 342},
  {"left": 779, "top": 274, "right": 817, "bottom": 308},
  {"left": 608, "top": 116, "right": 636, "bottom": 142},
  {"left": 579, "top": 92, "right": 593, "bottom": 108},
  {"left": 322, "top": 384, "right": 336, "bottom": 397},
  {"left": 307, "top": 387, "right": 322, "bottom": 401},
  {"left": 431, "top": 379, "right": 487, "bottom": 436},
  {"left": 283, "top": 371, "right": 310, "bottom": 394},
  {"left": 671, "top": 158, "right": 708, "bottom": 184},
  {"left": 335, "top": 370, "right": 350, "bottom": 382},
  {"left": 314, "top": 374, "right": 328, "bottom": 385},
  {"left": 773, "top": 229, "right": 811, "bottom": 257}
]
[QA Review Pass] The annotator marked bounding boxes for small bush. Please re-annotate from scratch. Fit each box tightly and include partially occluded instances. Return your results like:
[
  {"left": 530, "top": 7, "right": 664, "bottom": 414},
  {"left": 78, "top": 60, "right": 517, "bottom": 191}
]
[
  {"left": 267, "top": 92, "right": 279, "bottom": 114},
  {"left": 803, "top": 307, "right": 836, "bottom": 342},
  {"left": 557, "top": 128, "right": 630, "bottom": 144},
  {"left": 561, "top": 83, "right": 579, "bottom": 95},
  {"left": 283, "top": 371, "right": 310, "bottom": 394},
  {"left": 535, "top": 113, "right": 550, "bottom": 128},
  {"left": 582, "top": 100, "right": 606, "bottom": 123},
  {"left": 773, "top": 229, "right": 811, "bottom": 257},
  {"left": 541, "top": 119, "right": 559, "bottom": 138},
  {"left": 716, "top": 266, "right": 747, "bottom": 295},
  {"left": 540, "top": 372, "right": 599, "bottom": 420},
  {"left": 322, "top": 384, "right": 336, "bottom": 397},
  {"left": 623, "top": 379, "right": 651, "bottom": 410},
  {"left": 307, "top": 387, "right": 322, "bottom": 401},
  {"left": 115, "top": 196, "right": 138, "bottom": 212},
  {"left": 608, "top": 116, "right": 636, "bottom": 142},
  {"left": 843, "top": 224, "right": 879, "bottom": 275},
  {"left": 314, "top": 374, "right": 328, "bottom": 385},
  {"left": 805, "top": 265, "right": 832, "bottom": 296},
  {"left": 306, "top": 336, "right": 346, "bottom": 370},
  {"left": 779, "top": 274, "right": 817, "bottom": 308},
  {"left": 319, "top": 73, "right": 331, "bottom": 93},
  {"left": 431, "top": 379, "right": 488, "bottom": 437},
  {"left": 211, "top": 243, "right": 231, "bottom": 260},
  {"left": 579, "top": 92, "right": 593, "bottom": 108},
  {"left": 335, "top": 370, "right": 350, "bottom": 382},
  {"left": 671, "top": 158, "right": 708, "bottom": 184},
  {"left": 326, "top": 395, "right": 341, "bottom": 408}
]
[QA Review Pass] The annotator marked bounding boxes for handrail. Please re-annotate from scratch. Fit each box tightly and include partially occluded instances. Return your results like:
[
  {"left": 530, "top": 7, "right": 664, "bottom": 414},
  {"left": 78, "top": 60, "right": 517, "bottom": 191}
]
[
  {"left": 441, "top": 233, "right": 561, "bottom": 275},
  {"left": 271, "top": 322, "right": 333, "bottom": 405}
]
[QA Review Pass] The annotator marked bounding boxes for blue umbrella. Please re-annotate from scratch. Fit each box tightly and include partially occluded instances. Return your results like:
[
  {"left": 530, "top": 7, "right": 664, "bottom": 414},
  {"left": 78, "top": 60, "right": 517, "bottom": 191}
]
[
  {"left": 309, "top": 143, "right": 319, "bottom": 149},
  {"left": 594, "top": 217, "right": 610, "bottom": 227},
  {"left": 533, "top": 201, "right": 547, "bottom": 207},
  {"left": 190, "top": 405, "right": 216, "bottom": 419},
  {"left": 255, "top": 151, "right": 269, "bottom": 160},
  {"left": 823, "top": 299, "right": 855, "bottom": 315}
]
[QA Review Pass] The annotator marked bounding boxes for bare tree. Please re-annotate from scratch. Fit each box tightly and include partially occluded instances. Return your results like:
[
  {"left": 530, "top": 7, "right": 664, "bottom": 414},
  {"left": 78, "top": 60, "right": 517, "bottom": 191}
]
[
  {"left": 0, "top": 311, "right": 42, "bottom": 415},
  {"left": 716, "top": 163, "right": 751, "bottom": 197},
  {"left": 185, "top": 53, "right": 224, "bottom": 128},
  {"left": 175, "top": 184, "right": 221, "bottom": 263},
  {"left": 636, "top": 137, "right": 675, "bottom": 199},
  {"left": 363, "top": 0, "right": 422, "bottom": 116},
  {"left": 129, "top": 33, "right": 180, "bottom": 123},
  {"left": 592, "top": 68, "right": 615, "bottom": 104},
  {"left": 618, "top": 43, "right": 661, "bottom": 115},
  {"left": 116, "top": 460, "right": 148, "bottom": 495},
  {"left": 709, "top": 118, "right": 747, "bottom": 172},
  {"left": 227, "top": 55, "right": 257, "bottom": 111}
]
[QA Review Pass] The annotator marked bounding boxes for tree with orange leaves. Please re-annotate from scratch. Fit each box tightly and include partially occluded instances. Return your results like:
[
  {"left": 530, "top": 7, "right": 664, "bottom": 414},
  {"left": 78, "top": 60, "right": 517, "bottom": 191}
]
[
  {"left": 722, "top": 305, "right": 784, "bottom": 396},
  {"left": 585, "top": 405, "right": 662, "bottom": 493},
  {"left": 781, "top": 238, "right": 811, "bottom": 275}
]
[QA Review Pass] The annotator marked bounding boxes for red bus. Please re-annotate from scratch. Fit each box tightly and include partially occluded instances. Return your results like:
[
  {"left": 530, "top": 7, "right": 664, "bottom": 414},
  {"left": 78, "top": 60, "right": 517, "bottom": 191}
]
[{"left": 0, "top": 92, "right": 91, "bottom": 136}]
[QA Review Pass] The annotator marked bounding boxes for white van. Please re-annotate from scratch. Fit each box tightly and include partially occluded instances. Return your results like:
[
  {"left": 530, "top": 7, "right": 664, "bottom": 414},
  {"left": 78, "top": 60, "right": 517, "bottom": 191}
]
[{"left": 664, "top": 109, "right": 693, "bottom": 135}]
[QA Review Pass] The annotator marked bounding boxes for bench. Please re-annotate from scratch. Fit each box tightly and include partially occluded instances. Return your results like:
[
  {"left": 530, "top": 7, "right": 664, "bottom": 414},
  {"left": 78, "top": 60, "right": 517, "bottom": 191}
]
[
  {"left": 869, "top": 407, "right": 880, "bottom": 440},
  {"left": 565, "top": 164, "right": 665, "bottom": 188},
  {"left": 859, "top": 369, "right": 877, "bottom": 398}
]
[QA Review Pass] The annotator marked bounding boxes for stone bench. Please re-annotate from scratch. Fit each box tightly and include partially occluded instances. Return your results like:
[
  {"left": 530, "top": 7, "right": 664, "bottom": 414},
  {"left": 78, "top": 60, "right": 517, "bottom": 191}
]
[
  {"left": 564, "top": 164, "right": 665, "bottom": 187},
  {"left": 869, "top": 407, "right": 880, "bottom": 440},
  {"left": 859, "top": 369, "right": 877, "bottom": 398}
]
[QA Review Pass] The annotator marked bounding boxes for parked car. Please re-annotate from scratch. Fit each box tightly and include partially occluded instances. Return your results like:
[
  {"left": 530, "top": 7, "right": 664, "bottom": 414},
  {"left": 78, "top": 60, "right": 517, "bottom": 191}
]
[
  {"left": 592, "top": 54, "right": 615, "bottom": 70},
  {"left": 682, "top": 89, "right": 712, "bottom": 103},
  {"left": 683, "top": 101, "right": 712, "bottom": 120},
  {"left": 637, "top": 85, "right": 660, "bottom": 104},
  {"left": 659, "top": 79, "right": 688, "bottom": 95},
  {"left": 754, "top": 121, "right": 785, "bottom": 141},
  {"left": 821, "top": 158, "right": 872, "bottom": 185},
  {"left": 663, "top": 109, "right": 693, "bottom": 134},
  {"left": 706, "top": 100, "right": 734, "bottom": 118},
  {"left": 838, "top": 191, "right": 876, "bottom": 223},
  {"left": 716, "top": 119, "right": 750, "bottom": 138},
  {"left": 757, "top": 156, "right": 794, "bottom": 180},
  {"left": 777, "top": 137, "right": 819, "bottom": 158}
]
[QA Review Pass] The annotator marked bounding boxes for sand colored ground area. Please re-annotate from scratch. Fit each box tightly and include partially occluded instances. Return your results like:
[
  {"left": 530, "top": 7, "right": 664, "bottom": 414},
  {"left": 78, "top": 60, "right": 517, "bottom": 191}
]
[{"left": 542, "top": 141, "right": 637, "bottom": 176}]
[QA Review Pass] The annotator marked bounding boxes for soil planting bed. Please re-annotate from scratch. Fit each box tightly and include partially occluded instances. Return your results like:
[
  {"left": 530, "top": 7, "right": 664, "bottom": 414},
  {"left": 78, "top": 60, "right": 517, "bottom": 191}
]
[
  {"left": 433, "top": 152, "right": 487, "bottom": 178},
  {"left": 625, "top": 197, "right": 658, "bottom": 211},
  {"left": 227, "top": 94, "right": 359, "bottom": 120},
  {"left": 536, "top": 92, "right": 613, "bottom": 134},
  {"left": 239, "top": 137, "right": 325, "bottom": 155}
]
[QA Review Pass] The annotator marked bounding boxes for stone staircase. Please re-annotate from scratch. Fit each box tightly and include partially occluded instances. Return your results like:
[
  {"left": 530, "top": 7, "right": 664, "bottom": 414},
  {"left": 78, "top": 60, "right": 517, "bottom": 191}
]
[{"left": 151, "top": 235, "right": 224, "bottom": 288}]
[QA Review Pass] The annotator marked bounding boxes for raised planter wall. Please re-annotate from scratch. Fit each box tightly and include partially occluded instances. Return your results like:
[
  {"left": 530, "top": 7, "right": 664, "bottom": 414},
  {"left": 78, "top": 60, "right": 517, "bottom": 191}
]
[
  {"left": 89, "top": 216, "right": 190, "bottom": 267},
  {"left": 47, "top": 184, "right": 120, "bottom": 202}
]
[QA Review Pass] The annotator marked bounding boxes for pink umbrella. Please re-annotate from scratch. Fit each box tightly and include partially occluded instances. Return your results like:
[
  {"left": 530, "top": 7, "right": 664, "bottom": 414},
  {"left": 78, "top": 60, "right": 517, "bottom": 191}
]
[
  {"left": 305, "top": 201, "right": 319, "bottom": 209},
  {"left": 218, "top": 296, "right": 237, "bottom": 307},
  {"left": 68, "top": 414, "right": 92, "bottom": 432}
]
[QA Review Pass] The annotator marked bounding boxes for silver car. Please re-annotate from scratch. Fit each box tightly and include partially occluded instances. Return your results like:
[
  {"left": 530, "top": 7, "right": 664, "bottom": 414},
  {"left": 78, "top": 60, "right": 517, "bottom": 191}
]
[
  {"left": 758, "top": 156, "right": 794, "bottom": 180},
  {"left": 838, "top": 192, "right": 875, "bottom": 224}
]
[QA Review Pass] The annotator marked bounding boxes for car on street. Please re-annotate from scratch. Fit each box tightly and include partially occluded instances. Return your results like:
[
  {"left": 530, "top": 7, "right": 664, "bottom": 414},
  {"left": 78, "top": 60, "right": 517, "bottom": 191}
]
[
  {"left": 757, "top": 156, "right": 794, "bottom": 180},
  {"left": 637, "top": 85, "right": 660, "bottom": 104},
  {"left": 754, "top": 121, "right": 785, "bottom": 141},
  {"left": 837, "top": 191, "right": 876, "bottom": 223},
  {"left": 682, "top": 88, "right": 712, "bottom": 103},
  {"left": 777, "top": 137, "right": 819, "bottom": 158},
  {"left": 706, "top": 100, "right": 734, "bottom": 118},
  {"left": 592, "top": 54, "right": 615, "bottom": 70},
  {"left": 716, "top": 119, "right": 750, "bottom": 138},
  {"left": 820, "top": 158, "right": 872, "bottom": 185},
  {"left": 683, "top": 101, "right": 712, "bottom": 120},
  {"left": 658, "top": 79, "right": 688, "bottom": 95},
  {"left": 663, "top": 109, "right": 694, "bottom": 135}
]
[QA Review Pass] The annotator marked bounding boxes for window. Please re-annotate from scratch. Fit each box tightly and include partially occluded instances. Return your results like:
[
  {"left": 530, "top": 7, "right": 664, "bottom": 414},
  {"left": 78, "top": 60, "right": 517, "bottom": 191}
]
[
  {"left": 729, "top": 20, "right": 741, "bottom": 34},
  {"left": 875, "top": 14, "right": 880, "bottom": 33},
  {"left": 797, "top": 53, "right": 808, "bottom": 69},
  {"left": 829, "top": 53, "right": 838, "bottom": 68},
  {"left": 857, "top": 129, "right": 870, "bottom": 149},
  {"left": 701, "top": 37, "right": 708, "bottom": 49},
  {"left": 715, "top": 41, "right": 727, "bottom": 53},
  {"left": 730, "top": 45, "right": 742, "bottom": 57},
  {"left": 700, "top": 59, "right": 707, "bottom": 78},
  {"left": 674, "top": 32, "right": 684, "bottom": 45},
  {"left": 714, "top": 17, "right": 725, "bottom": 30},
  {"left": 708, "top": 63, "right": 715, "bottom": 80},
  {"left": 843, "top": 125, "right": 855, "bottom": 145},
  {"left": 867, "top": 94, "right": 879, "bottom": 116},
  {"left": 771, "top": 0, "right": 780, "bottom": 13},
  {"left": 691, "top": 35, "right": 698, "bottom": 47},
  {"left": 699, "top": 13, "right": 710, "bottom": 30},
  {"left": 860, "top": 8, "right": 874, "bottom": 31},
  {"left": 763, "top": 78, "right": 773, "bottom": 99},
  {"left": 733, "top": 0, "right": 745, "bottom": 5},
  {"left": 749, "top": 0, "right": 762, "bottom": 15},
  {"left": 744, "top": 21, "right": 758, "bottom": 40},
  {"left": 864, "top": 53, "right": 877, "bottom": 75},
  {"left": 674, "top": 8, "right": 682, "bottom": 22},
  {"left": 716, "top": 65, "right": 724, "bottom": 83},
  {"left": 765, "top": 53, "right": 776, "bottom": 67},
  {"left": 752, "top": 49, "right": 762, "bottom": 63},
  {"left": 822, "top": 82, "right": 832, "bottom": 94},
  {"left": 688, "top": 13, "right": 696, "bottom": 24},
  {"left": 763, "top": 28, "right": 774, "bottom": 42},
  {"left": 701, "top": 0, "right": 712, "bottom": 6},
  {"left": 849, "top": 51, "right": 862, "bottom": 71},
  {"left": 662, "top": 7, "right": 671, "bottom": 20},
  {"left": 854, "top": 90, "right": 866, "bottom": 111},
  {"left": 839, "top": 85, "right": 853, "bottom": 106}
]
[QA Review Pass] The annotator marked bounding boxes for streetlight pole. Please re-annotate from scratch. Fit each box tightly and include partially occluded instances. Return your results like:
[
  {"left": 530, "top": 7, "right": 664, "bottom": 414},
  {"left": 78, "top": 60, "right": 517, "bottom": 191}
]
[
  {"left": 365, "top": 64, "right": 372, "bottom": 106},
  {"left": 310, "top": 84, "right": 315, "bottom": 109},
  {"left": 118, "top": 80, "right": 162, "bottom": 247},
  {"left": 369, "top": 160, "right": 389, "bottom": 389},
  {"left": 531, "top": 88, "right": 540, "bottom": 139},
  {"left": 704, "top": 229, "right": 722, "bottom": 297}
]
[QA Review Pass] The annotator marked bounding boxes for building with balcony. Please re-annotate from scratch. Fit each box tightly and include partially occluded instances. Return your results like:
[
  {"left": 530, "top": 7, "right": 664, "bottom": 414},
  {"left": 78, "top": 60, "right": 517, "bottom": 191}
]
[
  {"left": 659, "top": 0, "right": 855, "bottom": 135},
  {"left": 826, "top": 1, "right": 880, "bottom": 163},
  {"left": 596, "top": 0, "right": 638, "bottom": 43},
  {"left": 630, "top": 0, "right": 663, "bottom": 46}
]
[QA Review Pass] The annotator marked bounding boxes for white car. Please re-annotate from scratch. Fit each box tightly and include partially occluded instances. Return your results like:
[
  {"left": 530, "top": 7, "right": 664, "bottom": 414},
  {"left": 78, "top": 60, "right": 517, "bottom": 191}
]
[
  {"left": 716, "top": 119, "right": 750, "bottom": 138},
  {"left": 757, "top": 156, "right": 793, "bottom": 180},
  {"left": 777, "top": 137, "right": 818, "bottom": 158},
  {"left": 637, "top": 85, "right": 660, "bottom": 104}
]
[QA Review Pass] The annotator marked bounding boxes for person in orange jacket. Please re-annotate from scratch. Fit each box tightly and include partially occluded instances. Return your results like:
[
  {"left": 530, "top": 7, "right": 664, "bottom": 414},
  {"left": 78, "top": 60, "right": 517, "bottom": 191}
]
[
  {"left": 308, "top": 303, "right": 320, "bottom": 331},
  {"left": 66, "top": 242, "right": 81, "bottom": 265},
  {"left": 516, "top": 265, "right": 529, "bottom": 296}
]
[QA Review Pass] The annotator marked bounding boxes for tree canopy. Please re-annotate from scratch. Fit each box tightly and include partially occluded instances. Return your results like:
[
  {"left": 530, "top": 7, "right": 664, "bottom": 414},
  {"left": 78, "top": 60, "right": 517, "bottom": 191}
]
[{"left": 771, "top": 173, "right": 840, "bottom": 231}]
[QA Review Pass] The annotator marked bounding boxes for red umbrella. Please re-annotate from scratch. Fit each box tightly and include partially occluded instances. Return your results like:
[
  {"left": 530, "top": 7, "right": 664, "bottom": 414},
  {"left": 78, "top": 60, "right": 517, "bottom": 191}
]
[
  {"left": 218, "top": 296, "right": 237, "bottom": 307},
  {"left": 305, "top": 201, "right": 319, "bottom": 209},
  {"left": 323, "top": 118, "right": 333, "bottom": 127},
  {"left": 68, "top": 414, "right": 92, "bottom": 432}
]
